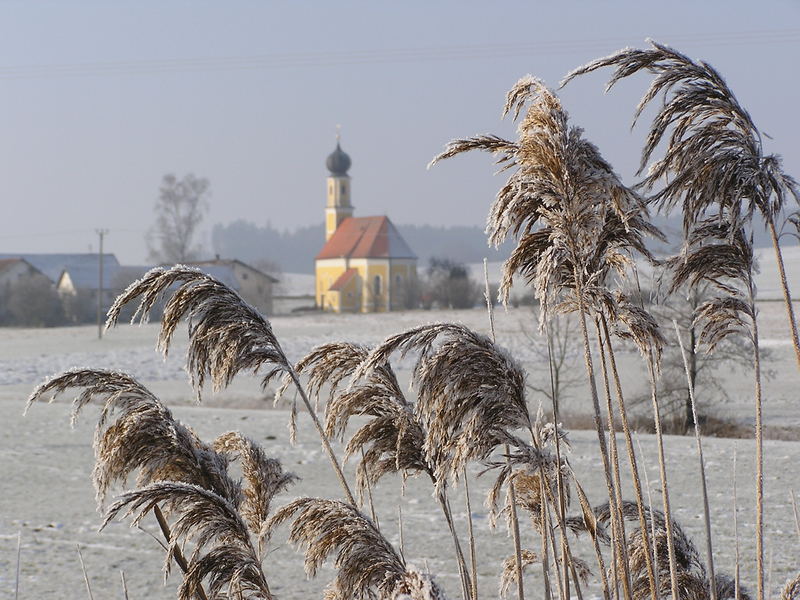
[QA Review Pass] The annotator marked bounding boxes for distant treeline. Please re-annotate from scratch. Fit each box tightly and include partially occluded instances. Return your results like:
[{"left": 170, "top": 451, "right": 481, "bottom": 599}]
[
  {"left": 211, "top": 220, "right": 513, "bottom": 274},
  {"left": 210, "top": 216, "right": 793, "bottom": 276}
]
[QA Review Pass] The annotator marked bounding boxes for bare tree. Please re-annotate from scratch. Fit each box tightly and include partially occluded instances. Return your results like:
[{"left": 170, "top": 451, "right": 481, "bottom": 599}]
[
  {"left": 524, "top": 314, "right": 582, "bottom": 412},
  {"left": 649, "top": 283, "right": 769, "bottom": 432},
  {"left": 147, "top": 173, "right": 210, "bottom": 264},
  {"left": 424, "top": 257, "right": 480, "bottom": 309}
]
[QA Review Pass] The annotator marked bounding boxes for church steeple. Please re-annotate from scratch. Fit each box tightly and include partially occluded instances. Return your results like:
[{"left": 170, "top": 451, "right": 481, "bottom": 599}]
[{"left": 325, "top": 130, "right": 353, "bottom": 241}]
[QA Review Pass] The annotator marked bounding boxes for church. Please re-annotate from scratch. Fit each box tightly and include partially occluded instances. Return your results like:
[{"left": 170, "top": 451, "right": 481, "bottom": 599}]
[{"left": 315, "top": 140, "right": 417, "bottom": 313}]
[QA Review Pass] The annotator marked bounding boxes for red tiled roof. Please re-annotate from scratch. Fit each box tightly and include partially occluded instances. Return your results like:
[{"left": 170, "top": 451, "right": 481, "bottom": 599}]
[
  {"left": 316, "top": 216, "right": 416, "bottom": 260},
  {"left": 328, "top": 268, "right": 358, "bottom": 291}
]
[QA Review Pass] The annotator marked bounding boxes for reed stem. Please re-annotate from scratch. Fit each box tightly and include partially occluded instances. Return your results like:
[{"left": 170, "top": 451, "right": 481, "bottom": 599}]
[
  {"left": 673, "top": 319, "right": 716, "bottom": 600},
  {"left": 790, "top": 489, "right": 800, "bottom": 544},
  {"left": 153, "top": 504, "right": 209, "bottom": 600},
  {"left": 746, "top": 278, "right": 765, "bottom": 600},
  {"left": 288, "top": 369, "right": 357, "bottom": 507},
  {"left": 733, "top": 449, "right": 741, "bottom": 600},
  {"left": 767, "top": 219, "right": 800, "bottom": 371},
  {"left": 464, "top": 468, "right": 479, "bottom": 600},
  {"left": 646, "top": 356, "right": 679, "bottom": 600},
  {"left": 120, "top": 571, "right": 130, "bottom": 600},
  {"left": 484, "top": 258, "right": 524, "bottom": 600},
  {"left": 14, "top": 531, "right": 21, "bottom": 600},
  {"left": 438, "top": 491, "right": 473, "bottom": 600},
  {"left": 599, "top": 315, "right": 657, "bottom": 600},
  {"left": 76, "top": 544, "right": 95, "bottom": 600}
]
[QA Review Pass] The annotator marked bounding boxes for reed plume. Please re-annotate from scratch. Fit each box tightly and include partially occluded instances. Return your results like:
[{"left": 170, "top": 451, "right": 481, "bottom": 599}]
[
  {"left": 26, "top": 368, "right": 239, "bottom": 507},
  {"left": 27, "top": 369, "right": 300, "bottom": 600},
  {"left": 295, "top": 342, "right": 428, "bottom": 500},
  {"left": 357, "top": 323, "right": 529, "bottom": 490},
  {"left": 212, "top": 431, "right": 299, "bottom": 554},
  {"left": 562, "top": 40, "right": 800, "bottom": 372},
  {"left": 782, "top": 573, "right": 800, "bottom": 600},
  {"left": 106, "top": 266, "right": 289, "bottom": 393},
  {"left": 103, "top": 482, "right": 273, "bottom": 600},
  {"left": 268, "top": 498, "right": 447, "bottom": 600},
  {"left": 106, "top": 265, "right": 357, "bottom": 506},
  {"left": 583, "top": 501, "right": 749, "bottom": 600}
]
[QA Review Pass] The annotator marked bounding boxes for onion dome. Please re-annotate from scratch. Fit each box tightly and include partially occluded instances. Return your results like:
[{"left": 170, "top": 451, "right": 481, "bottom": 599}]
[{"left": 326, "top": 142, "right": 351, "bottom": 176}]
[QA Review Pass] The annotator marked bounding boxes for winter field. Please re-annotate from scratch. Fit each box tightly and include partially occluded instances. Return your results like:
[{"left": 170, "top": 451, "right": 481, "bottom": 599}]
[{"left": 1, "top": 300, "right": 799, "bottom": 599}]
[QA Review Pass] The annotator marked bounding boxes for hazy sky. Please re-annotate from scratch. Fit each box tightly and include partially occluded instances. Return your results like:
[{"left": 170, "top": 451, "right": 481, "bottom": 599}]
[{"left": 0, "top": 1, "right": 797, "bottom": 264}]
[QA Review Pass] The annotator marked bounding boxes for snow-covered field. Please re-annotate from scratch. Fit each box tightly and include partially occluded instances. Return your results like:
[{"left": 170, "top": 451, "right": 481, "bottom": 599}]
[{"left": 0, "top": 303, "right": 799, "bottom": 599}]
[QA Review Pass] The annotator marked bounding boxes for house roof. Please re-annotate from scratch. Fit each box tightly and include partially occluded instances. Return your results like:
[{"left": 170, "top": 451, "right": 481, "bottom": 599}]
[
  {"left": 186, "top": 258, "right": 280, "bottom": 283},
  {"left": 0, "top": 258, "right": 24, "bottom": 274},
  {"left": 59, "top": 263, "right": 124, "bottom": 291},
  {"left": 58, "top": 263, "right": 241, "bottom": 293},
  {"left": 316, "top": 216, "right": 416, "bottom": 260},
  {"left": 328, "top": 268, "right": 358, "bottom": 291},
  {"left": 0, "top": 253, "right": 119, "bottom": 283}
]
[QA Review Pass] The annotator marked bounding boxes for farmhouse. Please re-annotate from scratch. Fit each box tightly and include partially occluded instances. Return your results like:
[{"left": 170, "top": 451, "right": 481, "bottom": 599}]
[
  {"left": 315, "top": 140, "right": 417, "bottom": 312},
  {"left": 186, "top": 258, "right": 278, "bottom": 315}
]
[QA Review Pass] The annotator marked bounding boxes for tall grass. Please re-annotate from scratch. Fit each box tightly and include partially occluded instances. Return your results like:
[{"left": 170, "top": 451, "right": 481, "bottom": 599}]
[{"left": 24, "top": 42, "right": 800, "bottom": 600}]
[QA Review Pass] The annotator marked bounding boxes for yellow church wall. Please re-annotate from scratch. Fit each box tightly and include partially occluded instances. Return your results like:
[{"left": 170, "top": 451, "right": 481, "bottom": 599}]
[
  {"left": 337, "top": 271, "right": 361, "bottom": 312},
  {"left": 360, "top": 260, "right": 390, "bottom": 313},
  {"left": 315, "top": 259, "right": 348, "bottom": 308},
  {"left": 316, "top": 258, "right": 418, "bottom": 313}
]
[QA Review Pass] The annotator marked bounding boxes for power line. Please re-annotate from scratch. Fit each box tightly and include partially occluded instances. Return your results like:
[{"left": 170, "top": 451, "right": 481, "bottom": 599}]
[
  {"left": 0, "top": 29, "right": 797, "bottom": 80},
  {"left": 0, "top": 228, "right": 144, "bottom": 240}
]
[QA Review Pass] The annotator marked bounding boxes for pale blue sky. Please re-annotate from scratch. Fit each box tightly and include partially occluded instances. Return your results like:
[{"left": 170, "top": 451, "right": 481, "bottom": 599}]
[{"left": 0, "top": 1, "right": 797, "bottom": 263}]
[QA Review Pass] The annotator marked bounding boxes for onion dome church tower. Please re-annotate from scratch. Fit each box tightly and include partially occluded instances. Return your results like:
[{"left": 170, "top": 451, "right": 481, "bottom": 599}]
[
  {"left": 315, "top": 135, "right": 417, "bottom": 313},
  {"left": 325, "top": 138, "right": 353, "bottom": 241}
]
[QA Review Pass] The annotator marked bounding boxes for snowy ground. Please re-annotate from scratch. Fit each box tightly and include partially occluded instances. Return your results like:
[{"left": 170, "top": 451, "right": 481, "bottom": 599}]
[{"left": 0, "top": 303, "right": 799, "bottom": 599}]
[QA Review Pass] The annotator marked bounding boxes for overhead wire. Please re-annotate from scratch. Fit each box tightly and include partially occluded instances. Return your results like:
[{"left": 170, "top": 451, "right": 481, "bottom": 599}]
[{"left": 0, "top": 28, "right": 797, "bottom": 80}]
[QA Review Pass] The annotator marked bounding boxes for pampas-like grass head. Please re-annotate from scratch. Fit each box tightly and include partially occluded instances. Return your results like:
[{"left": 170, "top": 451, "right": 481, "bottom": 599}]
[
  {"left": 356, "top": 323, "right": 529, "bottom": 490},
  {"left": 106, "top": 266, "right": 290, "bottom": 395},
  {"left": 26, "top": 368, "right": 240, "bottom": 506},
  {"left": 589, "top": 501, "right": 750, "bottom": 600},
  {"left": 268, "top": 498, "right": 447, "bottom": 600},
  {"left": 431, "top": 77, "right": 662, "bottom": 322},
  {"left": 293, "top": 342, "right": 429, "bottom": 500},
  {"left": 103, "top": 482, "right": 273, "bottom": 600},
  {"left": 562, "top": 40, "right": 799, "bottom": 230},
  {"left": 665, "top": 219, "right": 756, "bottom": 353},
  {"left": 213, "top": 431, "right": 299, "bottom": 553}
]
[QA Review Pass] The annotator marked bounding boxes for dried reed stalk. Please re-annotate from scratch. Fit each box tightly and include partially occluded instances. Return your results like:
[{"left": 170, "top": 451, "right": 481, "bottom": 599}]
[
  {"left": 76, "top": 544, "right": 95, "bottom": 600},
  {"left": 673, "top": 318, "right": 716, "bottom": 600},
  {"left": 14, "top": 531, "right": 21, "bottom": 600},
  {"left": 598, "top": 315, "right": 657, "bottom": 600},
  {"left": 546, "top": 315, "right": 579, "bottom": 600},
  {"left": 645, "top": 356, "right": 680, "bottom": 600},
  {"left": 464, "top": 467, "right": 478, "bottom": 600},
  {"left": 120, "top": 571, "right": 129, "bottom": 600},
  {"left": 595, "top": 319, "right": 634, "bottom": 600},
  {"left": 734, "top": 450, "right": 741, "bottom": 600},
  {"left": 791, "top": 489, "right": 800, "bottom": 544},
  {"left": 485, "top": 256, "right": 521, "bottom": 600}
]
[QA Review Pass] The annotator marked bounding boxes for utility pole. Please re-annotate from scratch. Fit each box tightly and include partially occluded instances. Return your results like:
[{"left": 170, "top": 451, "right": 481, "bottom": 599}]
[{"left": 96, "top": 229, "right": 109, "bottom": 340}]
